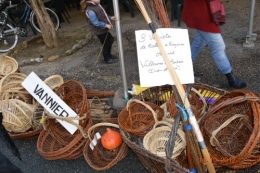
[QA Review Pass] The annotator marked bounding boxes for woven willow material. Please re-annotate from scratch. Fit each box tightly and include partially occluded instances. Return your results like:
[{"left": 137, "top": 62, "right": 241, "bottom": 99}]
[
  {"left": 37, "top": 118, "right": 92, "bottom": 160},
  {"left": 120, "top": 129, "right": 190, "bottom": 173},
  {"left": 88, "top": 97, "right": 113, "bottom": 123},
  {"left": 200, "top": 92, "right": 260, "bottom": 169},
  {"left": 118, "top": 99, "right": 164, "bottom": 136},
  {"left": 143, "top": 122, "right": 186, "bottom": 159},
  {"left": 83, "top": 118, "right": 128, "bottom": 171},
  {"left": 0, "top": 55, "right": 18, "bottom": 77},
  {"left": 0, "top": 99, "right": 37, "bottom": 133},
  {"left": 44, "top": 75, "right": 64, "bottom": 90},
  {"left": 9, "top": 104, "right": 44, "bottom": 139},
  {"left": 54, "top": 80, "right": 90, "bottom": 128}
]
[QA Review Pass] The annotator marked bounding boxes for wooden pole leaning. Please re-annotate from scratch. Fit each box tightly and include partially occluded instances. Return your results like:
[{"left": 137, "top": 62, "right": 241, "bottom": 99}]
[{"left": 134, "top": 0, "right": 215, "bottom": 172}]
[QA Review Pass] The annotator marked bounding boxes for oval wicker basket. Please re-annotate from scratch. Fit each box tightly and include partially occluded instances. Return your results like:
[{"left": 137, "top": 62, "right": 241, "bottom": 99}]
[
  {"left": 0, "top": 99, "right": 37, "bottom": 133},
  {"left": 118, "top": 99, "right": 164, "bottom": 136},
  {"left": 37, "top": 118, "right": 93, "bottom": 160},
  {"left": 83, "top": 118, "right": 128, "bottom": 171},
  {"left": 44, "top": 75, "right": 64, "bottom": 90},
  {"left": 200, "top": 91, "right": 260, "bottom": 169},
  {"left": 120, "top": 128, "right": 190, "bottom": 173},
  {"left": 143, "top": 121, "right": 186, "bottom": 159},
  {"left": 0, "top": 55, "right": 18, "bottom": 77}
]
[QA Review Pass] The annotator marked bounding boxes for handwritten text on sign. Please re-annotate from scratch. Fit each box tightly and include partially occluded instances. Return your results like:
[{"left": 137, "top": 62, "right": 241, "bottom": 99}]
[
  {"left": 135, "top": 28, "right": 194, "bottom": 87},
  {"left": 22, "top": 72, "right": 78, "bottom": 134}
]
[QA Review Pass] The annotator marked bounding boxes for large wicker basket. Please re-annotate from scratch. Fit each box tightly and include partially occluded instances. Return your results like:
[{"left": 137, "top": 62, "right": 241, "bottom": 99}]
[
  {"left": 118, "top": 99, "right": 164, "bottom": 136},
  {"left": 83, "top": 118, "right": 128, "bottom": 171},
  {"left": 37, "top": 118, "right": 93, "bottom": 160},
  {"left": 120, "top": 128, "right": 190, "bottom": 173},
  {"left": 200, "top": 90, "right": 260, "bottom": 169}
]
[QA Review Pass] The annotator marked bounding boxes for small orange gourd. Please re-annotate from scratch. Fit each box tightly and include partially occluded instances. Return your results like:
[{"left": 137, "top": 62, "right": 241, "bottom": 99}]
[{"left": 101, "top": 128, "right": 122, "bottom": 150}]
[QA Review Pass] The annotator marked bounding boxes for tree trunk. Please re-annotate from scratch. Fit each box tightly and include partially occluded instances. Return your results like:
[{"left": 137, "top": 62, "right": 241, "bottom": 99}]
[{"left": 30, "top": 0, "right": 58, "bottom": 48}]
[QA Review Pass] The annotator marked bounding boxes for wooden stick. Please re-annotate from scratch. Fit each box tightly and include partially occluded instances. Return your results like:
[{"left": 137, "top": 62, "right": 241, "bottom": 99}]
[{"left": 134, "top": 0, "right": 215, "bottom": 172}]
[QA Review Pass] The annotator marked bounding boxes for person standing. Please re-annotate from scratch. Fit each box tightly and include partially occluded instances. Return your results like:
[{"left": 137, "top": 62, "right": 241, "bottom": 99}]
[
  {"left": 182, "top": 0, "right": 247, "bottom": 89},
  {"left": 80, "top": 0, "right": 117, "bottom": 64}
]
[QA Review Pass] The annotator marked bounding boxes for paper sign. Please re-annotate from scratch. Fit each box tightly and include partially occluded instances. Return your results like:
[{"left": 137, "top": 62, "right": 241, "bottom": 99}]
[
  {"left": 22, "top": 72, "right": 78, "bottom": 134},
  {"left": 135, "top": 28, "right": 194, "bottom": 87}
]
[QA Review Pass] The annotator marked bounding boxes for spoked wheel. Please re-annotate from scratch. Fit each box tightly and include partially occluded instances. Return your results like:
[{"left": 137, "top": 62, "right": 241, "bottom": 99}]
[
  {"left": 30, "top": 8, "right": 59, "bottom": 33},
  {"left": 0, "top": 22, "right": 18, "bottom": 53}
]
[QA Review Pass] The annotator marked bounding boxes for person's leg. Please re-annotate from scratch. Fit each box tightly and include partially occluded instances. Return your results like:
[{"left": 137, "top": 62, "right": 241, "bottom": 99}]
[
  {"left": 106, "top": 32, "right": 116, "bottom": 59},
  {"left": 197, "top": 30, "right": 231, "bottom": 74},
  {"left": 97, "top": 32, "right": 116, "bottom": 64},
  {"left": 190, "top": 30, "right": 207, "bottom": 62},
  {"left": 198, "top": 30, "right": 246, "bottom": 88}
]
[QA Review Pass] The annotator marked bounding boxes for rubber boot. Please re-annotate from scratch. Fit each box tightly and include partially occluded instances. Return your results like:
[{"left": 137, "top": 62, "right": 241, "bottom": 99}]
[{"left": 225, "top": 72, "right": 247, "bottom": 89}]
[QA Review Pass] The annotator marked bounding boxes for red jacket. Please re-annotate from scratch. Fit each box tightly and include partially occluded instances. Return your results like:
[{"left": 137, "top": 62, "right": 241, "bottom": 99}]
[{"left": 182, "top": 0, "right": 221, "bottom": 33}]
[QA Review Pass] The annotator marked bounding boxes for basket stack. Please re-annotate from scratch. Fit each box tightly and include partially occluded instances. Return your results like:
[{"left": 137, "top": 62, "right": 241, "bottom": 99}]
[
  {"left": 83, "top": 118, "right": 128, "bottom": 171},
  {"left": 200, "top": 90, "right": 260, "bottom": 169},
  {"left": 37, "top": 80, "right": 91, "bottom": 160}
]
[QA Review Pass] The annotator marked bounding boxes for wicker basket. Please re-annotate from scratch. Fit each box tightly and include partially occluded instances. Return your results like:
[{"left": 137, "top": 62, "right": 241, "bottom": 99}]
[
  {"left": 37, "top": 118, "right": 93, "bottom": 160},
  {"left": 118, "top": 99, "right": 164, "bottom": 136},
  {"left": 88, "top": 97, "right": 113, "bottom": 123},
  {"left": 143, "top": 121, "right": 186, "bottom": 159},
  {"left": 120, "top": 128, "right": 190, "bottom": 173},
  {"left": 0, "top": 99, "right": 37, "bottom": 133},
  {"left": 53, "top": 80, "right": 90, "bottom": 128},
  {"left": 9, "top": 104, "right": 44, "bottom": 139},
  {"left": 83, "top": 118, "right": 129, "bottom": 171},
  {"left": 43, "top": 75, "right": 64, "bottom": 90},
  {"left": 200, "top": 91, "right": 260, "bottom": 169},
  {"left": 0, "top": 55, "right": 18, "bottom": 78}
]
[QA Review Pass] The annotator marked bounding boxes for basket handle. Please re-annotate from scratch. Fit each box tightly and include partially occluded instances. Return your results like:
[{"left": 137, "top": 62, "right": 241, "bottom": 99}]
[
  {"left": 127, "top": 99, "right": 159, "bottom": 122},
  {"left": 210, "top": 114, "right": 249, "bottom": 146},
  {"left": 191, "top": 87, "right": 207, "bottom": 122},
  {"left": 88, "top": 122, "right": 119, "bottom": 141}
]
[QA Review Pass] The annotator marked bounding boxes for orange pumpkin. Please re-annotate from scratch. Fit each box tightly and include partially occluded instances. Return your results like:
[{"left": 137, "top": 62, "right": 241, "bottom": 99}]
[{"left": 101, "top": 128, "right": 122, "bottom": 150}]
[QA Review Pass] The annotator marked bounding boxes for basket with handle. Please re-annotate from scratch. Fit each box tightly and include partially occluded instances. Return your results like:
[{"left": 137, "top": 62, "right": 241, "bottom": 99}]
[
  {"left": 83, "top": 118, "right": 129, "bottom": 171},
  {"left": 118, "top": 99, "right": 164, "bottom": 136},
  {"left": 200, "top": 90, "right": 260, "bottom": 169},
  {"left": 143, "top": 121, "right": 186, "bottom": 159},
  {"left": 9, "top": 104, "right": 44, "bottom": 139},
  {"left": 0, "top": 99, "right": 37, "bottom": 133},
  {"left": 120, "top": 128, "right": 190, "bottom": 173},
  {"left": 0, "top": 55, "right": 18, "bottom": 78}
]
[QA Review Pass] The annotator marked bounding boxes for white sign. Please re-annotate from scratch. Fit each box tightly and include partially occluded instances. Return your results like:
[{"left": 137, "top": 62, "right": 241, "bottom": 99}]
[
  {"left": 22, "top": 72, "right": 78, "bottom": 134},
  {"left": 135, "top": 28, "right": 194, "bottom": 87}
]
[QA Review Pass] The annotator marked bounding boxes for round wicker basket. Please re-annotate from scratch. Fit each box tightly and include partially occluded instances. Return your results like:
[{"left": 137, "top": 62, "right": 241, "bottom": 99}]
[
  {"left": 200, "top": 91, "right": 260, "bottom": 169},
  {"left": 143, "top": 121, "right": 186, "bottom": 159},
  {"left": 118, "top": 99, "right": 164, "bottom": 136},
  {"left": 83, "top": 118, "right": 128, "bottom": 171}
]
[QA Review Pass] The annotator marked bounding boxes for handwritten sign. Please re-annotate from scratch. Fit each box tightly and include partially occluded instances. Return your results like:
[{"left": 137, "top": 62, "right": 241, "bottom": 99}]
[
  {"left": 135, "top": 28, "right": 194, "bottom": 87},
  {"left": 22, "top": 72, "right": 78, "bottom": 134}
]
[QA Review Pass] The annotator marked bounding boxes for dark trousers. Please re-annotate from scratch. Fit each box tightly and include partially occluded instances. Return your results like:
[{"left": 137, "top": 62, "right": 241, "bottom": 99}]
[
  {"left": 0, "top": 151, "right": 23, "bottom": 173},
  {"left": 96, "top": 32, "right": 114, "bottom": 62}
]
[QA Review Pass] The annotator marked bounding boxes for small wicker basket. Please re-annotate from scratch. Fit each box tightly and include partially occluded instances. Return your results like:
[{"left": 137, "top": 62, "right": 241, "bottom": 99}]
[
  {"left": 43, "top": 74, "right": 64, "bottom": 90},
  {"left": 143, "top": 121, "right": 186, "bottom": 159},
  {"left": 83, "top": 118, "right": 128, "bottom": 171},
  {"left": 0, "top": 55, "right": 18, "bottom": 78},
  {"left": 118, "top": 99, "right": 164, "bottom": 136}
]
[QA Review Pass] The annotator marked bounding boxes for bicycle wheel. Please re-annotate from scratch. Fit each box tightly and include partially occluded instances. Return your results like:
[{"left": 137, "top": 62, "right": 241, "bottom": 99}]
[
  {"left": 0, "top": 22, "right": 18, "bottom": 53},
  {"left": 30, "top": 8, "right": 59, "bottom": 33}
]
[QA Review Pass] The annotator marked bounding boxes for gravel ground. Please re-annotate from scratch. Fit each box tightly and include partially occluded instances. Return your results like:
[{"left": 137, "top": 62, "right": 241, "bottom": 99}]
[{"left": 1, "top": 0, "right": 260, "bottom": 172}]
